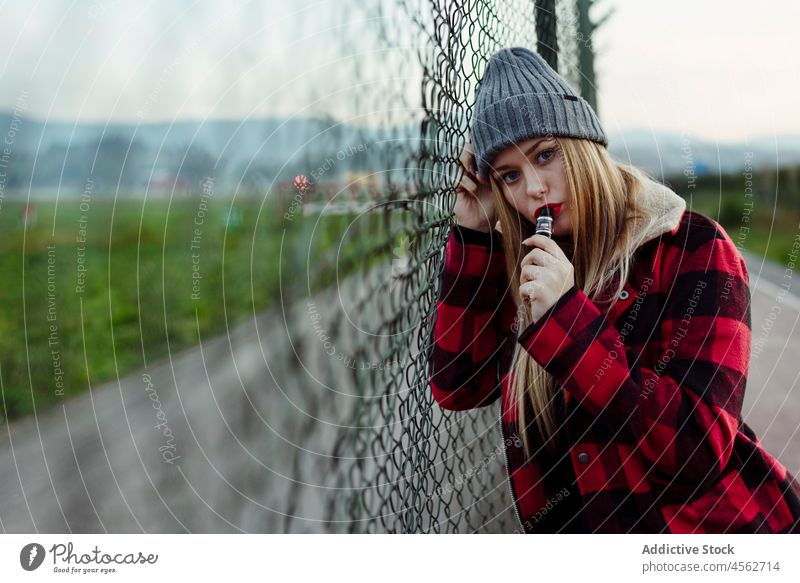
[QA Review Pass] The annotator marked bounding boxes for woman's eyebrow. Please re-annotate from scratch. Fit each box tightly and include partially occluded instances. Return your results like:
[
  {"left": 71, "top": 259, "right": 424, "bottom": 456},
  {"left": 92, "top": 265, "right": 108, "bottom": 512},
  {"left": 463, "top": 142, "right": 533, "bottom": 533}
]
[{"left": 493, "top": 138, "right": 552, "bottom": 172}]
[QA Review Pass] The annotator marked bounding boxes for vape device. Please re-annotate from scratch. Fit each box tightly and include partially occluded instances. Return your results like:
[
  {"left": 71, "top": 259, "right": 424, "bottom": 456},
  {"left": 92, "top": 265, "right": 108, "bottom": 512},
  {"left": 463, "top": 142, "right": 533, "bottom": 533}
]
[{"left": 535, "top": 206, "right": 554, "bottom": 238}]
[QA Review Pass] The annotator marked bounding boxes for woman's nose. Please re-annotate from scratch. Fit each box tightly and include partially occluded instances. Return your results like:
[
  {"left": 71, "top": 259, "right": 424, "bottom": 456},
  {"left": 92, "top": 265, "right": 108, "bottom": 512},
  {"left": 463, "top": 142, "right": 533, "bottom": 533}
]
[{"left": 524, "top": 169, "right": 546, "bottom": 198}]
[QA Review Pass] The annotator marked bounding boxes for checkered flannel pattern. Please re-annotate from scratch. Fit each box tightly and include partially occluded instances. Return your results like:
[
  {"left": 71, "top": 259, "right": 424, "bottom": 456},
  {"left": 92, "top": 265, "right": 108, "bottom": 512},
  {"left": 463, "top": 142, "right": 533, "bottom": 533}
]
[{"left": 429, "top": 211, "right": 800, "bottom": 533}]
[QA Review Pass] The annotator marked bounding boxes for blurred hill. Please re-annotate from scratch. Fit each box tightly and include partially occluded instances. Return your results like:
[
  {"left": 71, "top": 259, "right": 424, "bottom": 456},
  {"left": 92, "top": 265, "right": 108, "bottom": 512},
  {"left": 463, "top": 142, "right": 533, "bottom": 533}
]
[
  {"left": 0, "top": 113, "right": 415, "bottom": 196},
  {"left": 3, "top": 111, "right": 800, "bottom": 197},
  {"left": 607, "top": 129, "right": 800, "bottom": 177}
]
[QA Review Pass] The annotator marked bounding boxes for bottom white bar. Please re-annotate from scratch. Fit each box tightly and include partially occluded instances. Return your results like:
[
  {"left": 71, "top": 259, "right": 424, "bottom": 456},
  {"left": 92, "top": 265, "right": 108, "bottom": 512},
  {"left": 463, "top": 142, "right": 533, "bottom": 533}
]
[{"left": 1, "top": 534, "right": 797, "bottom": 582}]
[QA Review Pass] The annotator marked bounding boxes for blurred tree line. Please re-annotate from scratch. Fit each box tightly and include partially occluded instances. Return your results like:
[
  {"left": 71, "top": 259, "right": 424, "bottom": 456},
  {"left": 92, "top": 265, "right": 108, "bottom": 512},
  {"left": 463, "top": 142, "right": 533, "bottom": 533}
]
[{"left": 665, "top": 163, "right": 800, "bottom": 225}]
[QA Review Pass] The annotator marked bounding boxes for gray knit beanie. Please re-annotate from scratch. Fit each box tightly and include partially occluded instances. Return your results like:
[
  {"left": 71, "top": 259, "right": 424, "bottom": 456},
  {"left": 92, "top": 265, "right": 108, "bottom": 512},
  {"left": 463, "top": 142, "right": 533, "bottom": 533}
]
[{"left": 471, "top": 46, "right": 607, "bottom": 180}]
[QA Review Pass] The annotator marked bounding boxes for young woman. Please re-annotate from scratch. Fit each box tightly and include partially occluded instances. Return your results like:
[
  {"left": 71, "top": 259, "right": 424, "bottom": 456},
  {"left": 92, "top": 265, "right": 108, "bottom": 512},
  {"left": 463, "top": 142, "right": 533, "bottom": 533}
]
[{"left": 429, "top": 46, "right": 800, "bottom": 533}]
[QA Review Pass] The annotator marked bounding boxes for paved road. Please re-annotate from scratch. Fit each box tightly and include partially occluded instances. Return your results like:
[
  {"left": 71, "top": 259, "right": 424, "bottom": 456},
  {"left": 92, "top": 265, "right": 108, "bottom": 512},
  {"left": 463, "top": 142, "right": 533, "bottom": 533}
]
[
  {"left": 1, "top": 252, "right": 798, "bottom": 532},
  {"left": 0, "top": 278, "right": 361, "bottom": 533},
  {"left": 739, "top": 251, "right": 800, "bottom": 476}
]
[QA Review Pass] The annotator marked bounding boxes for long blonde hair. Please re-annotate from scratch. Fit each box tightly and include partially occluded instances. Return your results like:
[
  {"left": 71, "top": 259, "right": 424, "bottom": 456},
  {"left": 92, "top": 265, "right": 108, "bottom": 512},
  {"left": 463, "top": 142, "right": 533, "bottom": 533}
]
[{"left": 490, "top": 136, "right": 655, "bottom": 457}]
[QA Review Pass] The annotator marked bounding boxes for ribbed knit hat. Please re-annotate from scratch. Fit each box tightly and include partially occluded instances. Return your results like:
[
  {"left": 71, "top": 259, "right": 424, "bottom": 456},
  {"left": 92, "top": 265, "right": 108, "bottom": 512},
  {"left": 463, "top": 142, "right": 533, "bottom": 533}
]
[{"left": 471, "top": 46, "right": 607, "bottom": 180}]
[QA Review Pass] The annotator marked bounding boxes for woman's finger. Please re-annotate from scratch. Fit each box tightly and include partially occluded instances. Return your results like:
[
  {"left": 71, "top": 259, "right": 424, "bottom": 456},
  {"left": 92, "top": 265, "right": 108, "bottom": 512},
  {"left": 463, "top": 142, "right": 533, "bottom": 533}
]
[
  {"left": 520, "top": 264, "right": 541, "bottom": 285},
  {"left": 459, "top": 144, "right": 475, "bottom": 172},
  {"left": 522, "top": 233, "right": 568, "bottom": 262},
  {"left": 458, "top": 174, "right": 477, "bottom": 195},
  {"left": 520, "top": 247, "right": 553, "bottom": 268},
  {"left": 520, "top": 280, "right": 537, "bottom": 303}
]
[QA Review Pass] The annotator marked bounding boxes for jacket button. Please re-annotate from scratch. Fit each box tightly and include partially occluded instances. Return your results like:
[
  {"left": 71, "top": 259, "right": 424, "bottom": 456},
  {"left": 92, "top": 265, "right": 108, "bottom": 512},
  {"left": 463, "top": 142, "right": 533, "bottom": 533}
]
[
  {"left": 619, "top": 290, "right": 630, "bottom": 300},
  {"left": 577, "top": 452, "right": 590, "bottom": 464}
]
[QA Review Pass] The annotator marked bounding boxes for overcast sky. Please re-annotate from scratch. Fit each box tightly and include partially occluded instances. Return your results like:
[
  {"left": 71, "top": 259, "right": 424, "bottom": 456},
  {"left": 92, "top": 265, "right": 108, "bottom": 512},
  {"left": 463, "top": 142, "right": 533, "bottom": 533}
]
[
  {"left": 594, "top": 0, "right": 800, "bottom": 142},
  {"left": 1, "top": 0, "right": 797, "bottom": 143}
]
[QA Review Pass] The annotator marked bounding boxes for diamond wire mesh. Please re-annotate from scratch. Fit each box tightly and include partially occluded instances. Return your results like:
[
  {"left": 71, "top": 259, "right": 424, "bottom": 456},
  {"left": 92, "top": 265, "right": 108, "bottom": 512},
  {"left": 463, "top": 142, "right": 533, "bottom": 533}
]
[{"left": 289, "top": 0, "right": 585, "bottom": 533}]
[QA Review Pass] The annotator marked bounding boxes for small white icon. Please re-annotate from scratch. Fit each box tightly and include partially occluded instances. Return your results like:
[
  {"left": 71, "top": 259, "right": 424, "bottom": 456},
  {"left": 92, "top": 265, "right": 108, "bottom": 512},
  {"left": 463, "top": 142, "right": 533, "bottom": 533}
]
[{"left": 20, "top": 543, "right": 46, "bottom": 571}]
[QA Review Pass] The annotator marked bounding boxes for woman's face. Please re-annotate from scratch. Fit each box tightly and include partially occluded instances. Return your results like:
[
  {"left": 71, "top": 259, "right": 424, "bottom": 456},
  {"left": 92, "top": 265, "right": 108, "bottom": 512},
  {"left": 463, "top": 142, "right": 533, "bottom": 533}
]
[{"left": 489, "top": 136, "right": 572, "bottom": 237}]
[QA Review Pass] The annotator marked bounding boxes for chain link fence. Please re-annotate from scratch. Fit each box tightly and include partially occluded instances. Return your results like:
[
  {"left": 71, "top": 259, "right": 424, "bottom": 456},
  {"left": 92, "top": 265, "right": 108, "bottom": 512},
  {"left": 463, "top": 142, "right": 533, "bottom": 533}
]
[{"left": 281, "top": 0, "right": 590, "bottom": 533}]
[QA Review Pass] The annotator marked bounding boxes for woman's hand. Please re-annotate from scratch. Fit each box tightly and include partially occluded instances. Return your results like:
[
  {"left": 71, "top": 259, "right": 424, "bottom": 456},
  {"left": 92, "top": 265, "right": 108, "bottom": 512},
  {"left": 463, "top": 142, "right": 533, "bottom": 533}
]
[
  {"left": 519, "top": 234, "right": 575, "bottom": 323},
  {"left": 454, "top": 141, "right": 497, "bottom": 233}
]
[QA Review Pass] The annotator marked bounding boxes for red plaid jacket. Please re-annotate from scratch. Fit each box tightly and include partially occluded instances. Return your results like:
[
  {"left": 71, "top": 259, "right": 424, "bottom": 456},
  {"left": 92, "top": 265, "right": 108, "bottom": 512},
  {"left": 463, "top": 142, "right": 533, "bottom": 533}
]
[{"left": 429, "top": 209, "right": 800, "bottom": 533}]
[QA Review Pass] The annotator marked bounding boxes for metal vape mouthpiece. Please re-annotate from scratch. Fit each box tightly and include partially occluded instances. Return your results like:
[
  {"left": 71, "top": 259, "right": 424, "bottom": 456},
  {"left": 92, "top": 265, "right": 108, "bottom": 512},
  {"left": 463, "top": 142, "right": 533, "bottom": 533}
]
[{"left": 535, "top": 207, "right": 553, "bottom": 238}]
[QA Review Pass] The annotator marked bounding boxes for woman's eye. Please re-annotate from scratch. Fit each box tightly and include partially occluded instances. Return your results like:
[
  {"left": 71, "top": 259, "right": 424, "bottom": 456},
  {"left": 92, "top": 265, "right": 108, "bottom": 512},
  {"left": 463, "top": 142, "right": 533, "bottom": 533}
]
[
  {"left": 501, "top": 170, "right": 520, "bottom": 183},
  {"left": 537, "top": 148, "right": 554, "bottom": 163}
]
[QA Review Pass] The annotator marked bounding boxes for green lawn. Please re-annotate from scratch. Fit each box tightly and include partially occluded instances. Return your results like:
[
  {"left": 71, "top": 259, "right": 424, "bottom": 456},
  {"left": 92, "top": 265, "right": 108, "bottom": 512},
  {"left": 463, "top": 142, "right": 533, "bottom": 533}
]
[
  {"left": 11, "top": 187, "right": 787, "bottom": 424},
  {"left": 685, "top": 190, "right": 800, "bottom": 264},
  {"left": 0, "top": 195, "right": 372, "bottom": 422}
]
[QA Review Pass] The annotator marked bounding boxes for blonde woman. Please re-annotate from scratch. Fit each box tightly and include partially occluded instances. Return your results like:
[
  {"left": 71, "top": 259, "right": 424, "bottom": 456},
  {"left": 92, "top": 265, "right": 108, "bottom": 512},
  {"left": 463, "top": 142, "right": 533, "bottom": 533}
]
[{"left": 429, "top": 46, "right": 800, "bottom": 533}]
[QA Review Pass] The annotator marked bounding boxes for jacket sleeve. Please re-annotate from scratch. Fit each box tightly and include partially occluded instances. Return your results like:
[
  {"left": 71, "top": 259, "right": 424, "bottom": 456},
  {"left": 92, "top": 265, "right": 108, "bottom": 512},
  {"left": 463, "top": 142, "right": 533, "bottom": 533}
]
[
  {"left": 428, "top": 224, "right": 516, "bottom": 411},
  {"left": 516, "top": 221, "right": 751, "bottom": 488}
]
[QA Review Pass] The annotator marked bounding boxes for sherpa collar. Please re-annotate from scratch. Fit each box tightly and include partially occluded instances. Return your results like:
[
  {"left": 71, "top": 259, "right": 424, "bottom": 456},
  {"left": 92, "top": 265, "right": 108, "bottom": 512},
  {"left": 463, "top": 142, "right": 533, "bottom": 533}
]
[{"left": 627, "top": 174, "right": 687, "bottom": 247}]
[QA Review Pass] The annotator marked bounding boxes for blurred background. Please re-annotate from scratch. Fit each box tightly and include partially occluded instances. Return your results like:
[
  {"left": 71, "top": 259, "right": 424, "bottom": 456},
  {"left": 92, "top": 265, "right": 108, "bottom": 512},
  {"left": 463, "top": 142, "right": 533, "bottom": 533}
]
[{"left": 0, "top": 0, "right": 798, "bottom": 533}]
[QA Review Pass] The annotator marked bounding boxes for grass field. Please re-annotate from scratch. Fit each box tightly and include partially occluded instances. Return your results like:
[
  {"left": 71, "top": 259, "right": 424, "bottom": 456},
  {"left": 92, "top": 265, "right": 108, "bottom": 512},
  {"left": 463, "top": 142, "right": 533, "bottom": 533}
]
[
  {"left": 0, "top": 195, "right": 369, "bottom": 422},
  {"left": 2, "top": 188, "right": 796, "bottom": 423},
  {"left": 685, "top": 190, "right": 800, "bottom": 264}
]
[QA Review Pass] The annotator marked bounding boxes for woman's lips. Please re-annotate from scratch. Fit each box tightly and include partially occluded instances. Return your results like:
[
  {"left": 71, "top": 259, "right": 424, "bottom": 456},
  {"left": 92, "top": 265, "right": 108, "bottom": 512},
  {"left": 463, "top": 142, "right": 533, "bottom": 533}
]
[{"left": 535, "top": 202, "right": 563, "bottom": 219}]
